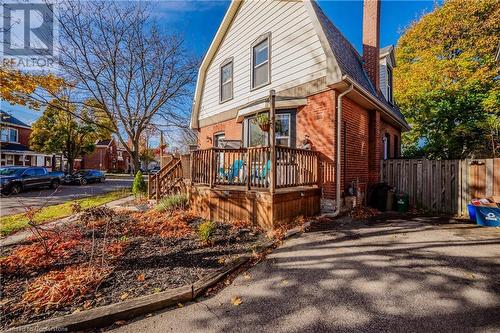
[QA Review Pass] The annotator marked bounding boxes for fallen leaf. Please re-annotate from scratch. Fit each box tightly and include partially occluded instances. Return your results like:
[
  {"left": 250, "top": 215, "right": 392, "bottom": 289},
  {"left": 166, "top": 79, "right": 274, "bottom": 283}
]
[
  {"left": 177, "top": 303, "right": 184, "bottom": 308},
  {"left": 243, "top": 272, "right": 251, "bottom": 280},
  {"left": 231, "top": 296, "right": 242, "bottom": 306},
  {"left": 114, "top": 320, "right": 127, "bottom": 326},
  {"left": 218, "top": 258, "right": 225, "bottom": 265},
  {"left": 282, "top": 279, "right": 289, "bottom": 285},
  {"left": 137, "top": 273, "right": 145, "bottom": 282},
  {"left": 83, "top": 300, "right": 93, "bottom": 309},
  {"left": 120, "top": 292, "right": 129, "bottom": 300},
  {"left": 152, "top": 287, "right": 161, "bottom": 294}
]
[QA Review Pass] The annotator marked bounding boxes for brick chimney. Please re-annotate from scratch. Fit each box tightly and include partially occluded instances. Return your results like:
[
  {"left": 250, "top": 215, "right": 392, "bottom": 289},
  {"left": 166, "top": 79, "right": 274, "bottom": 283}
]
[{"left": 362, "top": 0, "right": 381, "bottom": 92}]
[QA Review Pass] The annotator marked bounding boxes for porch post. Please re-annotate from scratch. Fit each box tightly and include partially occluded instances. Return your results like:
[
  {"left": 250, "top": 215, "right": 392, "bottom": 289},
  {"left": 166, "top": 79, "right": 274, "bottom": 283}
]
[{"left": 269, "top": 89, "right": 276, "bottom": 194}]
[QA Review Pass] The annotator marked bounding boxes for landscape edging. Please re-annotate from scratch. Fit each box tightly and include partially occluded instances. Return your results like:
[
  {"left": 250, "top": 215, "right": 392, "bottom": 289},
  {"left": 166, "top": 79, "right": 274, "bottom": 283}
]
[{"left": 4, "top": 223, "right": 306, "bottom": 332}]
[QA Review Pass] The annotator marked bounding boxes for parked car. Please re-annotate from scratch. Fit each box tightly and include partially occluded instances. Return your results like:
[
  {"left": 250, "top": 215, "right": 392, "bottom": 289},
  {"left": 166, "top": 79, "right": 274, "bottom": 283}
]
[
  {"left": 62, "top": 169, "right": 106, "bottom": 185},
  {"left": 149, "top": 166, "right": 161, "bottom": 174},
  {"left": 0, "top": 166, "right": 62, "bottom": 195}
]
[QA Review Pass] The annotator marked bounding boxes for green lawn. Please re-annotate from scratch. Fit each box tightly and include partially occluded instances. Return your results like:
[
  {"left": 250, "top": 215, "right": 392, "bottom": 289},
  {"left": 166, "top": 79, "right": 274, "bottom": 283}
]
[{"left": 0, "top": 190, "right": 131, "bottom": 237}]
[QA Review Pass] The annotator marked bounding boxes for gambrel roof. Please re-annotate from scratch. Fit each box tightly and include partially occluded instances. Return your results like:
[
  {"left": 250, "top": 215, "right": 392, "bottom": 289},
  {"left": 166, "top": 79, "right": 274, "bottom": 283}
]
[{"left": 191, "top": 0, "right": 409, "bottom": 130}]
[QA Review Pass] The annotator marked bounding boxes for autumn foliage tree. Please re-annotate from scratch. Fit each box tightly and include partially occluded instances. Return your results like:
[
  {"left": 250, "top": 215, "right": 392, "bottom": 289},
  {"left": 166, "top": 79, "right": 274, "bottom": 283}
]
[
  {"left": 0, "top": 67, "right": 64, "bottom": 109},
  {"left": 394, "top": 0, "right": 499, "bottom": 159},
  {"left": 30, "top": 99, "right": 112, "bottom": 173}
]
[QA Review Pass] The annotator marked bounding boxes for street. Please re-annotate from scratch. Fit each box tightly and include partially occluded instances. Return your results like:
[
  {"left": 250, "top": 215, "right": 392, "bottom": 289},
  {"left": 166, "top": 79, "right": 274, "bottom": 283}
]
[{"left": 0, "top": 177, "right": 133, "bottom": 216}]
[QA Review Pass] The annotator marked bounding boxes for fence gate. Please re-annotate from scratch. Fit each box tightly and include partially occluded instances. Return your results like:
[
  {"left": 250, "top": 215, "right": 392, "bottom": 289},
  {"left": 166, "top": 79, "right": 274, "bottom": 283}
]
[{"left": 380, "top": 159, "right": 500, "bottom": 216}]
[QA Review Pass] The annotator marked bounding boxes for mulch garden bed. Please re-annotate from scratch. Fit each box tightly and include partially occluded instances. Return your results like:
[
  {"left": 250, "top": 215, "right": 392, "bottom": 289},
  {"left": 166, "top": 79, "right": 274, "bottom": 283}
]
[{"left": 0, "top": 206, "right": 267, "bottom": 329}]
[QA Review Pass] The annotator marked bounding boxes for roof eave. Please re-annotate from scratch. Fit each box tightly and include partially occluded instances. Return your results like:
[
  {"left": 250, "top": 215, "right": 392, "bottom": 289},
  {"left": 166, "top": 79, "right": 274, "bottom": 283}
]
[{"left": 341, "top": 75, "right": 411, "bottom": 131}]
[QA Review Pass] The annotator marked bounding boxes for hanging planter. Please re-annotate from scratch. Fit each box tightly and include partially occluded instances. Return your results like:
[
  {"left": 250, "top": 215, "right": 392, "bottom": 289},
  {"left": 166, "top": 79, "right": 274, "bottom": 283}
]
[{"left": 253, "top": 112, "right": 270, "bottom": 132}]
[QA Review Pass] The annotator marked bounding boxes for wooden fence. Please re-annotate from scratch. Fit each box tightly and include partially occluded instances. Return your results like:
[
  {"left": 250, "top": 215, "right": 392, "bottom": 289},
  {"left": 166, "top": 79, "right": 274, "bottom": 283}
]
[{"left": 381, "top": 159, "right": 500, "bottom": 216}]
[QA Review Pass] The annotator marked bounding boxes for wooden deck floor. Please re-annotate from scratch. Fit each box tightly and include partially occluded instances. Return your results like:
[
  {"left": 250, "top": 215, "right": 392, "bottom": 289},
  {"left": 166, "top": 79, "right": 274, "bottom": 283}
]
[{"left": 188, "top": 184, "right": 321, "bottom": 229}]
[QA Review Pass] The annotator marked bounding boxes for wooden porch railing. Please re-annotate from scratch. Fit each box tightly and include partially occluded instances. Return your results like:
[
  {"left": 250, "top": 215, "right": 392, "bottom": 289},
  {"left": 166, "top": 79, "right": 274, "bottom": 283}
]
[
  {"left": 148, "top": 157, "right": 183, "bottom": 200},
  {"left": 190, "top": 147, "right": 319, "bottom": 190}
]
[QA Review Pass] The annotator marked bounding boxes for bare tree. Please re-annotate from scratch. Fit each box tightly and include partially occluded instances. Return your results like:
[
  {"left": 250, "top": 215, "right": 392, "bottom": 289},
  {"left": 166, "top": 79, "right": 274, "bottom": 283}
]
[{"left": 55, "top": 0, "right": 198, "bottom": 171}]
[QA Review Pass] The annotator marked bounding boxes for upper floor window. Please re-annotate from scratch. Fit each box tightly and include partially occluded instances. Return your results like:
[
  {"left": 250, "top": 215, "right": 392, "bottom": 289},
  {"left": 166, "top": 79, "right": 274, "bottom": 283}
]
[
  {"left": 252, "top": 33, "right": 271, "bottom": 89},
  {"left": 386, "top": 66, "right": 393, "bottom": 104},
  {"left": 0, "top": 128, "right": 18, "bottom": 143},
  {"left": 220, "top": 58, "right": 233, "bottom": 102}
]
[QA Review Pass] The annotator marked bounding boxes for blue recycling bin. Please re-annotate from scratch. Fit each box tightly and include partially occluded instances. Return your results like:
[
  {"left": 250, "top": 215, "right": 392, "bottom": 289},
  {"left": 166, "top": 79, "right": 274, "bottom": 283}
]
[
  {"left": 467, "top": 204, "right": 477, "bottom": 222},
  {"left": 474, "top": 206, "right": 500, "bottom": 227}
]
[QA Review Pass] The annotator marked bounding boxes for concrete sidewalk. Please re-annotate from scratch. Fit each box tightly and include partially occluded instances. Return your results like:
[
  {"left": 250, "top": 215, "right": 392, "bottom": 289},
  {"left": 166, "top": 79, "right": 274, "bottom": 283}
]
[{"left": 110, "top": 216, "right": 500, "bottom": 333}]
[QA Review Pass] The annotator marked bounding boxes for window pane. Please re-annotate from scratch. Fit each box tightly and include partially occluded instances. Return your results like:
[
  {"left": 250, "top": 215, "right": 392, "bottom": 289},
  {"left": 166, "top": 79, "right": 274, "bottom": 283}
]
[
  {"left": 254, "top": 40, "right": 268, "bottom": 66},
  {"left": 9, "top": 129, "right": 17, "bottom": 142},
  {"left": 221, "top": 63, "right": 232, "bottom": 83},
  {"left": 220, "top": 62, "right": 233, "bottom": 101},
  {"left": 254, "top": 63, "right": 268, "bottom": 87},
  {"left": 276, "top": 138, "right": 289, "bottom": 146},
  {"left": 248, "top": 120, "right": 267, "bottom": 147},
  {"left": 275, "top": 114, "right": 290, "bottom": 137},
  {"left": 221, "top": 82, "right": 232, "bottom": 101},
  {"left": 1, "top": 129, "right": 8, "bottom": 142}
]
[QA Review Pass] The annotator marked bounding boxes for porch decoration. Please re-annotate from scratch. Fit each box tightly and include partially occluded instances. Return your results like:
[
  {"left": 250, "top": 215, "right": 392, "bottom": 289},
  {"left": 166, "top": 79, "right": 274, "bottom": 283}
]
[{"left": 253, "top": 112, "right": 270, "bottom": 132}]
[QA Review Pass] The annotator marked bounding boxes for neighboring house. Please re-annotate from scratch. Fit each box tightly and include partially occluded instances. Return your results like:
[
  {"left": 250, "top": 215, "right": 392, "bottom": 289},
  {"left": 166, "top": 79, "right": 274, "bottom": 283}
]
[
  {"left": 190, "top": 0, "right": 409, "bottom": 201},
  {"left": 0, "top": 111, "right": 58, "bottom": 169},
  {"left": 76, "top": 138, "right": 131, "bottom": 172}
]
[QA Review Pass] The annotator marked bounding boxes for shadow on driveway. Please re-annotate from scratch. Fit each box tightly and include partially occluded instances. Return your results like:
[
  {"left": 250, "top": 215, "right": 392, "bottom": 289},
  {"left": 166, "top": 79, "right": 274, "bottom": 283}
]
[{"left": 111, "top": 216, "right": 500, "bottom": 333}]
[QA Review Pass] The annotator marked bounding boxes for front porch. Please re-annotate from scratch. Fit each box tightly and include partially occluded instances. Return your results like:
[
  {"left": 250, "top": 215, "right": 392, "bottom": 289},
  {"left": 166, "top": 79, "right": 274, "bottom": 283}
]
[{"left": 149, "top": 146, "right": 322, "bottom": 229}]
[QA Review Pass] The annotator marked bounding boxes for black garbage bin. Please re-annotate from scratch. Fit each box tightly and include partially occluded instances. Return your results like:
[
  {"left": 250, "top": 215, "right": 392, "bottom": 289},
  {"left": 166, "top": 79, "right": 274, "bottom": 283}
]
[{"left": 367, "top": 183, "right": 391, "bottom": 212}]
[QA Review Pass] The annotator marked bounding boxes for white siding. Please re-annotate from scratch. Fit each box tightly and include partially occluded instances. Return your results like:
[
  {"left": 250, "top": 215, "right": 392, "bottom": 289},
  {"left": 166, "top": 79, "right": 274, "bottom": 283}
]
[
  {"left": 198, "top": 0, "right": 328, "bottom": 120},
  {"left": 379, "top": 57, "right": 388, "bottom": 100}
]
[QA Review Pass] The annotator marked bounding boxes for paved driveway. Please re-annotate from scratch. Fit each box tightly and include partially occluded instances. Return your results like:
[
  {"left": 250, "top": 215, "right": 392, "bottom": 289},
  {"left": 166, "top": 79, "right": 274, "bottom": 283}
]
[
  {"left": 0, "top": 177, "right": 133, "bottom": 216},
  {"left": 111, "top": 216, "right": 500, "bottom": 333}
]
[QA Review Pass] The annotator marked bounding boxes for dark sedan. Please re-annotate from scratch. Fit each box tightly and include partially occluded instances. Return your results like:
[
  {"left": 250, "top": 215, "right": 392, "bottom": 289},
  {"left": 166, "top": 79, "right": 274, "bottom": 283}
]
[{"left": 62, "top": 170, "right": 106, "bottom": 185}]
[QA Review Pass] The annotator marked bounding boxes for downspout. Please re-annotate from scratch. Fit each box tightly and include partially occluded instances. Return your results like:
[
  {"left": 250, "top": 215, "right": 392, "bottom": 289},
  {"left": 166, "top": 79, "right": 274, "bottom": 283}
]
[{"left": 329, "top": 84, "right": 354, "bottom": 217}]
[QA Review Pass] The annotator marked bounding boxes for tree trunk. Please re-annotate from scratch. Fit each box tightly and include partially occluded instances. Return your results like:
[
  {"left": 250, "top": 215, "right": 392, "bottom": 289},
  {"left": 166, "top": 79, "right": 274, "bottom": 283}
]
[
  {"left": 68, "top": 158, "right": 74, "bottom": 175},
  {"left": 132, "top": 140, "right": 141, "bottom": 174}
]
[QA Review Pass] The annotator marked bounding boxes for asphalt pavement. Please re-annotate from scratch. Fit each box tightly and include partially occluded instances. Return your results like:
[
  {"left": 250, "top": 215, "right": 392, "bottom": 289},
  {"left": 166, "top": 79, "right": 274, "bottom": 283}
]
[
  {"left": 110, "top": 216, "right": 500, "bottom": 333},
  {"left": 0, "top": 177, "right": 133, "bottom": 216}
]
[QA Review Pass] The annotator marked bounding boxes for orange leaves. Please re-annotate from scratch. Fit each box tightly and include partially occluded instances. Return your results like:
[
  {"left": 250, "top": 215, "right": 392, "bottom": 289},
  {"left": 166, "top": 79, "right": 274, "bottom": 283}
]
[
  {"left": 130, "top": 210, "right": 195, "bottom": 239},
  {"left": 136, "top": 273, "right": 145, "bottom": 282},
  {"left": 105, "top": 241, "right": 129, "bottom": 259},
  {"left": 19, "top": 264, "right": 111, "bottom": 312},
  {"left": 0, "top": 67, "right": 64, "bottom": 109},
  {"left": 1, "top": 228, "right": 88, "bottom": 274}
]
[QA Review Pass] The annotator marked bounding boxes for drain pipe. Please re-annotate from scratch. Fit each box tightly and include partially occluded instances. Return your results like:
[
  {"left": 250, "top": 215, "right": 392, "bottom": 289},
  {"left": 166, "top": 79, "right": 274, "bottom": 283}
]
[{"left": 328, "top": 84, "right": 354, "bottom": 217}]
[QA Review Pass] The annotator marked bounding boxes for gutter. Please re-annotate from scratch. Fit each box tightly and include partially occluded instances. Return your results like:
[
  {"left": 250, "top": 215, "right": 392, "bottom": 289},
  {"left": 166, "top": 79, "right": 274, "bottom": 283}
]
[
  {"left": 326, "top": 83, "right": 353, "bottom": 218},
  {"left": 341, "top": 75, "right": 411, "bottom": 131}
]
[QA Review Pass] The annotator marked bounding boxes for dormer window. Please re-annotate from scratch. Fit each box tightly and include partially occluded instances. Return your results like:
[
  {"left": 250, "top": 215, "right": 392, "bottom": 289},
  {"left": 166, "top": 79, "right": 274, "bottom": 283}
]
[
  {"left": 251, "top": 33, "right": 271, "bottom": 89},
  {"left": 220, "top": 58, "right": 233, "bottom": 103},
  {"left": 386, "top": 66, "right": 393, "bottom": 104}
]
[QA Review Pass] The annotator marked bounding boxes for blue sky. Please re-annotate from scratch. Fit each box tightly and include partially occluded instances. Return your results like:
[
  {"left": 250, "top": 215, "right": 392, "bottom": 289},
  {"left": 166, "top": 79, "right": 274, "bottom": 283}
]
[{"left": 3, "top": 0, "right": 437, "bottom": 125}]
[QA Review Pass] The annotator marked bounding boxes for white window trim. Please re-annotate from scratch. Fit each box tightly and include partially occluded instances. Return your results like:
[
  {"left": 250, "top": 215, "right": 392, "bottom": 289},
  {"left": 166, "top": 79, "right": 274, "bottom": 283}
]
[
  {"left": 251, "top": 32, "right": 271, "bottom": 90},
  {"left": 219, "top": 57, "right": 234, "bottom": 103}
]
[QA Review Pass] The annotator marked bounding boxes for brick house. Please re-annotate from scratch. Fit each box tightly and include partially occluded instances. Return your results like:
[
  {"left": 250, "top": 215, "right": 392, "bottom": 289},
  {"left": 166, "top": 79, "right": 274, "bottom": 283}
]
[
  {"left": 76, "top": 138, "right": 131, "bottom": 172},
  {"left": 0, "top": 111, "right": 59, "bottom": 169},
  {"left": 189, "top": 0, "right": 409, "bottom": 203}
]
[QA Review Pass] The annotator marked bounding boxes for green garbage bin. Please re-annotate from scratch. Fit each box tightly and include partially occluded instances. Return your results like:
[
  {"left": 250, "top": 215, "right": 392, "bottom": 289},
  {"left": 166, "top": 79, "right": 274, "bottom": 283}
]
[{"left": 396, "top": 193, "right": 409, "bottom": 213}]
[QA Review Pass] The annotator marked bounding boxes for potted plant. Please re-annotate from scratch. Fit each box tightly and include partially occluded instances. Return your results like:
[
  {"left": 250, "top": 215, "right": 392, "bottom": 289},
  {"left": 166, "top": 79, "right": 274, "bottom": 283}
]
[{"left": 253, "top": 112, "right": 270, "bottom": 132}]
